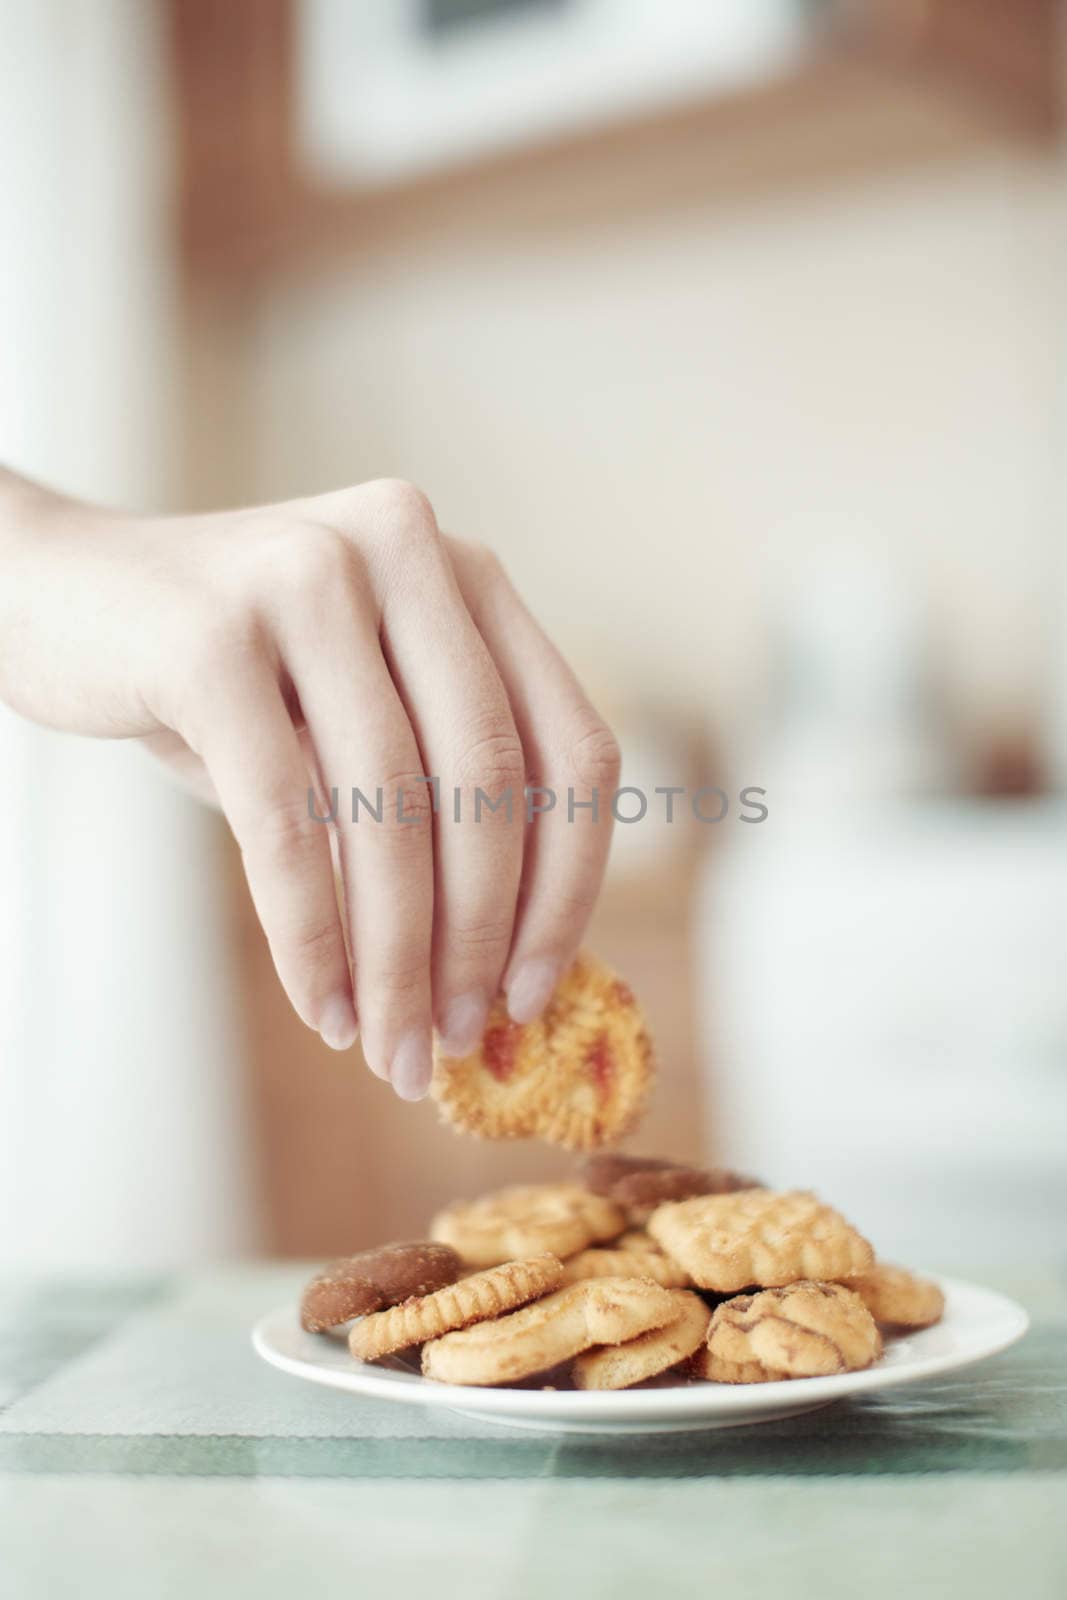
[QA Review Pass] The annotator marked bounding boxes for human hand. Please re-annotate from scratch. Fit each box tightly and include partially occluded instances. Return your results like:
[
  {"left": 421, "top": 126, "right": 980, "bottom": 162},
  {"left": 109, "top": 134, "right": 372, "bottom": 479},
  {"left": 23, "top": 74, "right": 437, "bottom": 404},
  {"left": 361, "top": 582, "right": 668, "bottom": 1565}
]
[{"left": 0, "top": 472, "right": 620, "bottom": 1099}]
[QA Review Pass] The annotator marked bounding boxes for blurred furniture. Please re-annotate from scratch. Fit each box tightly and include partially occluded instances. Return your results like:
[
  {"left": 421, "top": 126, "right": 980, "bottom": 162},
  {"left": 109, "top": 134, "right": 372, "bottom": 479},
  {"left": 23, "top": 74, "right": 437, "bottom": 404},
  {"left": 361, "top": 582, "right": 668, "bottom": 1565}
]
[
  {"left": 167, "top": 0, "right": 1063, "bottom": 283},
  {"left": 703, "top": 801, "right": 1067, "bottom": 1266}
]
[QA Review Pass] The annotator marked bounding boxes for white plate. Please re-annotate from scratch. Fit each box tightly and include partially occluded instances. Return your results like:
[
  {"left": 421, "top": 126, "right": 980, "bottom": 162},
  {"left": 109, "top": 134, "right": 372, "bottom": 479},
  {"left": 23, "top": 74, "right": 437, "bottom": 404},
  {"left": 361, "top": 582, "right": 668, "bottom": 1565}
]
[{"left": 252, "top": 1276, "right": 1028, "bottom": 1435}]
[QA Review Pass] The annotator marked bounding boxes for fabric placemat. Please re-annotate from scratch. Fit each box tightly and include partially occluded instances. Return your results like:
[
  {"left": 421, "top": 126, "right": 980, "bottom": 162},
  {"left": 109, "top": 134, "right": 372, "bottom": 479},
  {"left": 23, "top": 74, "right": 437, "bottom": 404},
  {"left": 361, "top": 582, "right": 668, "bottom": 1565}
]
[{"left": 1, "top": 1264, "right": 1064, "bottom": 1480}]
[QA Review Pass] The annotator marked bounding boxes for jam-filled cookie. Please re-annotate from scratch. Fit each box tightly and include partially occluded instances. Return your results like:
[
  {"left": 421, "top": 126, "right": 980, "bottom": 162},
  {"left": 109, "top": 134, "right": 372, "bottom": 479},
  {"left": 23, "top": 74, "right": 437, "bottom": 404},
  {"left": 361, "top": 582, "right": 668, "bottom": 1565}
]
[{"left": 431, "top": 952, "right": 654, "bottom": 1151}]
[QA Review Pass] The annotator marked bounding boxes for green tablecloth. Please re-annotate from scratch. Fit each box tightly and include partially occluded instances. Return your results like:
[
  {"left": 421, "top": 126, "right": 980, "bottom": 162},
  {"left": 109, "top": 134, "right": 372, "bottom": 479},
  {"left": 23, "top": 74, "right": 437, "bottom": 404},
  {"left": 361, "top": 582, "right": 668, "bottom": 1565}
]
[{"left": 1, "top": 1264, "right": 1064, "bottom": 1598}]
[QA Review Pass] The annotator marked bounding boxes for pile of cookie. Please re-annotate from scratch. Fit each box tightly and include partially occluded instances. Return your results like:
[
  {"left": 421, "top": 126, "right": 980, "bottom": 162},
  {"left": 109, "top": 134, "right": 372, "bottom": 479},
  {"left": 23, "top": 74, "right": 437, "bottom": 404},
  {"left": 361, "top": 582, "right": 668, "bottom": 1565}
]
[{"left": 300, "top": 1155, "right": 944, "bottom": 1390}]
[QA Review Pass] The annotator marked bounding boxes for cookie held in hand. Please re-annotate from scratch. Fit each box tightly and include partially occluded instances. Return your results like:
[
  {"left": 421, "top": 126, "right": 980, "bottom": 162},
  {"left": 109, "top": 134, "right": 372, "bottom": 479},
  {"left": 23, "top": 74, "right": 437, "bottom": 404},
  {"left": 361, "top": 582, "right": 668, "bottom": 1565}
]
[
  {"left": 349, "top": 1253, "right": 563, "bottom": 1362},
  {"left": 421, "top": 1275, "right": 678, "bottom": 1387},
  {"left": 430, "top": 1182, "right": 624, "bottom": 1269},
  {"left": 430, "top": 951, "right": 654, "bottom": 1151},
  {"left": 694, "top": 1281, "right": 882, "bottom": 1383},
  {"left": 300, "top": 1241, "right": 462, "bottom": 1333},
  {"left": 647, "top": 1188, "right": 874, "bottom": 1293}
]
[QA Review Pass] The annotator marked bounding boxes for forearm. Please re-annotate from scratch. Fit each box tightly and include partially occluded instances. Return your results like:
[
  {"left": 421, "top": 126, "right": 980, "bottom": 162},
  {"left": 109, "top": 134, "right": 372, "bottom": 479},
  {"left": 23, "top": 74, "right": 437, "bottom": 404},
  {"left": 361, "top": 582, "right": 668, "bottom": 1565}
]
[
  {"left": 0, "top": 467, "right": 150, "bottom": 734},
  {"left": 0, "top": 468, "right": 56, "bottom": 713}
]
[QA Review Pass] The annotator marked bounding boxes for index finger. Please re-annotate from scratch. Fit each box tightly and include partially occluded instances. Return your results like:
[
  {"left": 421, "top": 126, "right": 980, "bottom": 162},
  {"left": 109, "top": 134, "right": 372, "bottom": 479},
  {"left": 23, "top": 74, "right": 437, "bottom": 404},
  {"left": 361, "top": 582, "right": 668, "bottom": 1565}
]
[{"left": 447, "top": 540, "right": 621, "bottom": 1023}]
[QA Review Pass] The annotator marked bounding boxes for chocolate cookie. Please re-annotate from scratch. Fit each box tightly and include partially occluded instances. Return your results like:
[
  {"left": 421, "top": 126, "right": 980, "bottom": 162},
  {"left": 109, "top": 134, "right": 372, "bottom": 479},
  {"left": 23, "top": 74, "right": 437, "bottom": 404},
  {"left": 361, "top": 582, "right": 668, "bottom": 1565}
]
[
  {"left": 580, "top": 1153, "right": 760, "bottom": 1214},
  {"left": 581, "top": 1154, "right": 678, "bottom": 1198},
  {"left": 613, "top": 1165, "right": 760, "bottom": 1211},
  {"left": 351, "top": 1254, "right": 564, "bottom": 1362},
  {"left": 300, "top": 1241, "right": 463, "bottom": 1333}
]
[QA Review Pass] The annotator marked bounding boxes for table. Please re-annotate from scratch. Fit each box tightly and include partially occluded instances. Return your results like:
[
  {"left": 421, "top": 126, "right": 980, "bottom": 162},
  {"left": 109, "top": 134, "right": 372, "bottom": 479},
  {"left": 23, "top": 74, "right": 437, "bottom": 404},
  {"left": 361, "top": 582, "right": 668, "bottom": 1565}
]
[{"left": 1, "top": 1265, "right": 1064, "bottom": 1598}]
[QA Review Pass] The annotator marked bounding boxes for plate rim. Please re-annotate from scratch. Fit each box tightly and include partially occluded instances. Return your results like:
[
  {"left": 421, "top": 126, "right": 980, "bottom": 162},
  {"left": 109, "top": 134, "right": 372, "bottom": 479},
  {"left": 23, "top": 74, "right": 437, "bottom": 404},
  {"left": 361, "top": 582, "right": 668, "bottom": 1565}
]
[{"left": 251, "top": 1274, "right": 1030, "bottom": 1421}]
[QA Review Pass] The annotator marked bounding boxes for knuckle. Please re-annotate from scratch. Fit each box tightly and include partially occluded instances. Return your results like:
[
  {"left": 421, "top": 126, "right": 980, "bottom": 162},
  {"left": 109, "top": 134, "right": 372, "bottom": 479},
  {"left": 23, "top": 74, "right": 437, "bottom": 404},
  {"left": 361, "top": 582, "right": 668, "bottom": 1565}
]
[
  {"left": 454, "top": 727, "right": 525, "bottom": 798},
  {"left": 288, "top": 915, "right": 342, "bottom": 969},
  {"left": 447, "top": 535, "right": 503, "bottom": 583},
  {"left": 365, "top": 948, "right": 428, "bottom": 1001},
  {"left": 174, "top": 608, "right": 265, "bottom": 729},
  {"left": 450, "top": 912, "right": 514, "bottom": 955},
  {"left": 377, "top": 770, "right": 436, "bottom": 839},
  {"left": 366, "top": 478, "right": 439, "bottom": 546},
  {"left": 241, "top": 797, "right": 321, "bottom": 873},
  {"left": 259, "top": 521, "right": 353, "bottom": 600},
  {"left": 566, "top": 721, "right": 622, "bottom": 791},
  {"left": 553, "top": 883, "right": 598, "bottom": 924}
]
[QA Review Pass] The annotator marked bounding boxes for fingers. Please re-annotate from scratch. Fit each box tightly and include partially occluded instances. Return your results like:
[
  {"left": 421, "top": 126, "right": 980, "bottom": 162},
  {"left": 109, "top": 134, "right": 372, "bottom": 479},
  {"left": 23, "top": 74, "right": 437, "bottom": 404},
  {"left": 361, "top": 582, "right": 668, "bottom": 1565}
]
[
  {"left": 377, "top": 527, "right": 525, "bottom": 1059},
  {"left": 185, "top": 644, "right": 357, "bottom": 1053},
  {"left": 278, "top": 540, "right": 435, "bottom": 1099},
  {"left": 448, "top": 539, "right": 621, "bottom": 1023}
]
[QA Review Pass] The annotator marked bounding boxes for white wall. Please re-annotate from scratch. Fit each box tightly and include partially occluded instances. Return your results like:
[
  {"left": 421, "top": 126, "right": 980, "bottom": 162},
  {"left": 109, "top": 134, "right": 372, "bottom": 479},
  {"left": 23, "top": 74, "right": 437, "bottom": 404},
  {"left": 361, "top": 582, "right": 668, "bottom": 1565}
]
[
  {"left": 246, "top": 144, "right": 1064, "bottom": 743},
  {"left": 0, "top": 0, "right": 259, "bottom": 1269},
  {"left": 236, "top": 133, "right": 1067, "bottom": 1262}
]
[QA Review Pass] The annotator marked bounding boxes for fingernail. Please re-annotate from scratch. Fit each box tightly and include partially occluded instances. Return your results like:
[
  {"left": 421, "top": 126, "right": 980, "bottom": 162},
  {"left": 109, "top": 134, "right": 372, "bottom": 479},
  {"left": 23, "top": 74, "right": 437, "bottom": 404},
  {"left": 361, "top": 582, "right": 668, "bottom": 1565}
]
[
  {"left": 506, "top": 958, "right": 559, "bottom": 1024},
  {"left": 438, "top": 992, "right": 488, "bottom": 1058},
  {"left": 319, "top": 993, "right": 358, "bottom": 1052},
  {"left": 391, "top": 1030, "right": 433, "bottom": 1102}
]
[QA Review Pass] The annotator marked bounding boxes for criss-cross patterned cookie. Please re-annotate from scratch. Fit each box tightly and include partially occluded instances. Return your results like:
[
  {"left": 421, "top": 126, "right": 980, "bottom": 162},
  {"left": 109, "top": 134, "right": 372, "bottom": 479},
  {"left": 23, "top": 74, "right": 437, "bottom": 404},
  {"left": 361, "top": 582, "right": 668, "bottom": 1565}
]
[
  {"left": 846, "top": 1263, "right": 944, "bottom": 1330},
  {"left": 647, "top": 1188, "right": 874, "bottom": 1293},
  {"left": 430, "top": 1182, "right": 624, "bottom": 1269},
  {"left": 694, "top": 1281, "right": 882, "bottom": 1383},
  {"left": 559, "top": 1242, "right": 690, "bottom": 1289},
  {"left": 431, "top": 952, "right": 654, "bottom": 1150},
  {"left": 349, "top": 1254, "right": 562, "bottom": 1362},
  {"left": 421, "top": 1276, "right": 678, "bottom": 1387},
  {"left": 573, "top": 1289, "right": 710, "bottom": 1390},
  {"left": 301, "top": 1241, "right": 462, "bottom": 1333}
]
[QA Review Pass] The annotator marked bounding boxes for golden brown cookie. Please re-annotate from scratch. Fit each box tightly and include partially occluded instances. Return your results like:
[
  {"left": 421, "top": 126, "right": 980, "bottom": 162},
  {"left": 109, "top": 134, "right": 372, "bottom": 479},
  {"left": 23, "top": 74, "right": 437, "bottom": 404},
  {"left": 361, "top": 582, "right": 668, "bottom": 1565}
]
[
  {"left": 300, "top": 1242, "right": 462, "bottom": 1333},
  {"left": 431, "top": 952, "right": 655, "bottom": 1150},
  {"left": 847, "top": 1264, "right": 945, "bottom": 1330},
  {"left": 430, "top": 1183, "right": 624, "bottom": 1269},
  {"left": 348, "top": 1254, "right": 562, "bottom": 1362},
  {"left": 421, "top": 1276, "right": 678, "bottom": 1387},
  {"left": 559, "top": 1243, "right": 690, "bottom": 1289},
  {"left": 573, "top": 1289, "right": 711, "bottom": 1389},
  {"left": 647, "top": 1188, "right": 874, "bottom": 1293},
  {"left": 614, "top": 1230, "right": 664, "bottom": 1254},
  {"left": 694, "top": 1281, "right": 882, "bottom": 1383}
]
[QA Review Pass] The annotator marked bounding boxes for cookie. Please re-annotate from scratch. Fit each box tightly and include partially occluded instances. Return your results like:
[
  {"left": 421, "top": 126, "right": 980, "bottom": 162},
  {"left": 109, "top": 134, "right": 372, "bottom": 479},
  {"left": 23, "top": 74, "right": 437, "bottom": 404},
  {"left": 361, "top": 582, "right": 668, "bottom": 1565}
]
[
  {"left": 614, "top": 1229, "right": 667, "bottom": 1254},
  {"left": 581, "top": 1154, "right": 679, "bottom": 1197},
  {"left": 349, "top": 1254, "right": 563, "bottom": 1362},
  {"left": 581, "top": 1154, "right": 759, "bottom": 1218},
  {"left": 430, "top": 1182, "right": 624, "bottom": 1269},
  {"left": 613, "top": 1165, "right": 759, "bottom": 1217},
  {"left": 421, "top": 1275, "right": 678, "bottom": 1387},
  {"left": 581, "top": 1152, "right": 761, "bottom": 1228},
  {"left": 559, "top": 1243, "right": 690, "bottom": 1289},
  {"left": 573, "top": 1288, "right": 710, "bottom": 1389},
  {"left": 647, "top": 1188, "right": 874, "bottom": 1293},
  {"left": 431, "top": 951, "right": 654, "bottom": 1150},
  {"left": 695, "top": 1281, "right": 882, "bottom": 1383},
  {"left": 300, "top": 1242, "right": 463, "bottom": 1333},
  {"left": 847, "top": 1264, "right": 945, "bottom": 1330}
]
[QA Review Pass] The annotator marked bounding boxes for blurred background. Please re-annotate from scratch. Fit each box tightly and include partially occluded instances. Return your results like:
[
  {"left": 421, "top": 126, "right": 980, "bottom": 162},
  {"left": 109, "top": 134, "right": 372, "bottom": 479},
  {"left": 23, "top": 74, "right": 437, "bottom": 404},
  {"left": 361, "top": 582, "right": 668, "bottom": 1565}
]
[{"left": 2, "top": 0, "right": 1066, "bottom": 1274}]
